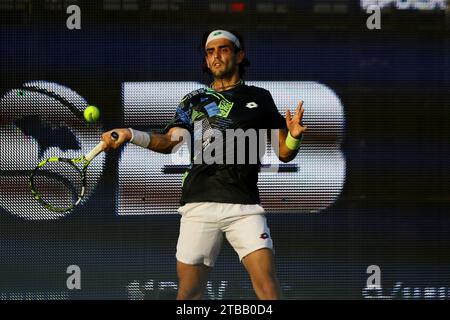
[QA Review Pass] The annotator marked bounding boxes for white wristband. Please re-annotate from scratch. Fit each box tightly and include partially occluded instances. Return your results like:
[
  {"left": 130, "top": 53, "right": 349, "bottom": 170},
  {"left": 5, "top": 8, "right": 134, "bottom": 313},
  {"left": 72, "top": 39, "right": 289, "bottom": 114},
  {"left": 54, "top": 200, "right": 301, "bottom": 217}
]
[{"left": 128, "top": 128, "right": 151, "bottom": 148}]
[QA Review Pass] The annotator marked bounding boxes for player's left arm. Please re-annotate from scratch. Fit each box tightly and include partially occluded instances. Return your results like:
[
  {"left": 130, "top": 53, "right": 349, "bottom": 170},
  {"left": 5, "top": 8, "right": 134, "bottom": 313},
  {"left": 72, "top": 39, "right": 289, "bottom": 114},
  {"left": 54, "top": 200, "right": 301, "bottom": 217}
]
[{"left": 277, "top": 100, "right": 307, "bottom": 163}]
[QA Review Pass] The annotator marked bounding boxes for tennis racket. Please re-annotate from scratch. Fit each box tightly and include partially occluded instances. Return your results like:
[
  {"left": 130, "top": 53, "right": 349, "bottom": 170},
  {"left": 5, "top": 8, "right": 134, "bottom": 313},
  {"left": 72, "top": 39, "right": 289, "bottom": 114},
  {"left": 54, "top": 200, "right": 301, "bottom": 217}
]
[{"left": 29, "top": 131, "right": 119, "bottom": 212}]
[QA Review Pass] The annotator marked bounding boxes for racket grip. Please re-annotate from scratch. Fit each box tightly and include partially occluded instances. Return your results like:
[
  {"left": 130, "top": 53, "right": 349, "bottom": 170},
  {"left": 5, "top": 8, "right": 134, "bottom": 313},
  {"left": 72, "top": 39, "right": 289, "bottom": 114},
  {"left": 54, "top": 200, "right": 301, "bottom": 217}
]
[
  {"left": 111, "top": 131, "right": 119, "bottom": 141},
  {"left": 85, "top": 141, "right": 106, "bottom": 161}
]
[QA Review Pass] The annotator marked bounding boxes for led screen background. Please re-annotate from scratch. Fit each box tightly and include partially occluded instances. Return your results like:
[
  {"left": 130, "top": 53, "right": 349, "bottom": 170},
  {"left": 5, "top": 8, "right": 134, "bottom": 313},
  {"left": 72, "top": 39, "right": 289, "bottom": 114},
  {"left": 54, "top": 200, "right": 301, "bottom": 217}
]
[{"left": 0, "top": 1, "right": 449, "bottom": 299}]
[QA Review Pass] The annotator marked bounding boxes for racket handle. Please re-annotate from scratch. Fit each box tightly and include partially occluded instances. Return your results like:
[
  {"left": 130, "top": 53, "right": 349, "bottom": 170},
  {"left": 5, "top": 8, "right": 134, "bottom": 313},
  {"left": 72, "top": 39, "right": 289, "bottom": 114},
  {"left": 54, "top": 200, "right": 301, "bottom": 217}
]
[
  {"left": 85, "top": 132, "right": 119, "bottom": 161},
  {"left": 85, "top": 141, "right": 106, "bottom": 162}
]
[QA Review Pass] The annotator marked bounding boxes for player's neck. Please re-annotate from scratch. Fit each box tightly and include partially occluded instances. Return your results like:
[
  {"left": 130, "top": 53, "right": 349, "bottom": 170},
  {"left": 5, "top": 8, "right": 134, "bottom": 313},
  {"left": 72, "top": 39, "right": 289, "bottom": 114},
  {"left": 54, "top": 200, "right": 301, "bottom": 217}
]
[{"left": 211, "top": 76, "right": 242, "bottom": 92}]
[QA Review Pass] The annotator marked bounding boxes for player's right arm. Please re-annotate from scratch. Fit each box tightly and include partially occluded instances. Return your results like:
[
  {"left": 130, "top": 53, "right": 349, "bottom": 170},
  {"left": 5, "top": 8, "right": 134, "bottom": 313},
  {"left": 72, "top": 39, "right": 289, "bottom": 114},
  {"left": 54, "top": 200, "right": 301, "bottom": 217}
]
[
  {"left": 101, "top": 127, "right": 188, "bottom": 154},
  {"left": 102, "top": 91, "right": 196, "bottom": 153}
]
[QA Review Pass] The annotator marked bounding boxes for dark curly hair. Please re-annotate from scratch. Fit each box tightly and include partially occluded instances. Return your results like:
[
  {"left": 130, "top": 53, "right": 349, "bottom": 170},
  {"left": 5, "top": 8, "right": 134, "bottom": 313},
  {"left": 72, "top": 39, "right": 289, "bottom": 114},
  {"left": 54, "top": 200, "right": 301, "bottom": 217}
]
[{"left": 199, "top": 29, "right": 251, "bottom": 78}]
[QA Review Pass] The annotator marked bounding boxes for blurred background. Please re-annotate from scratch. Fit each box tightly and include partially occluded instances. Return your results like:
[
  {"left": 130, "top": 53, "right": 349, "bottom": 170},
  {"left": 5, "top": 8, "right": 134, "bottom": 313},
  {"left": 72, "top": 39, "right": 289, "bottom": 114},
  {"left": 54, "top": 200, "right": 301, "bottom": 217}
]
[{"left": 0, "top": 0, "right": 449, "bottom": 299}]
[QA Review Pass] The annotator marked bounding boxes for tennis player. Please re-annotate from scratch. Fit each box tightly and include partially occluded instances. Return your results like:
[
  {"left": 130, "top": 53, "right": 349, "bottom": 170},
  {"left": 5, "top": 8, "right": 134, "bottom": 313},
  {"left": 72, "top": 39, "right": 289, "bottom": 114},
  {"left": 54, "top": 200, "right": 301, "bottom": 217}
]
[{"left": 101, "top": 29, "right": 307, "bottom": 300}]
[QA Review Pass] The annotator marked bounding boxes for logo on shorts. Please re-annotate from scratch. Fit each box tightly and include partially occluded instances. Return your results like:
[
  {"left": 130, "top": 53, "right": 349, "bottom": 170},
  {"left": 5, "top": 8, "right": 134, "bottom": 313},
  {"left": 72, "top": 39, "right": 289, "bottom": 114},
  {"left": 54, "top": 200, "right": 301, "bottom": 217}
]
[{"left": 260, "top": 233, "right": 270, "bottom": 240}]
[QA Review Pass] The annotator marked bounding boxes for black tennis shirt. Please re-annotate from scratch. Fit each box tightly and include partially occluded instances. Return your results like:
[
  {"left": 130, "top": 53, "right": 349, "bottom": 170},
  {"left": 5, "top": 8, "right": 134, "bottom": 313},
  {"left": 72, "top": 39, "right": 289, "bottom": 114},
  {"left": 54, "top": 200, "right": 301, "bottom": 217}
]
[{"left": 163, "top": 81, "right": 287, "bottom": 205}]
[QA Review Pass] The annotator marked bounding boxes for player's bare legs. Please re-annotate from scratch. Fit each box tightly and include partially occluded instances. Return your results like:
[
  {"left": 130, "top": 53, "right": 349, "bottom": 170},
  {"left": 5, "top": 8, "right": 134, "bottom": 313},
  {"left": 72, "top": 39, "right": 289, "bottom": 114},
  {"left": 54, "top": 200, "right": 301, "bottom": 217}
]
[
  {"left": 176, "top": 261, "right": 210, "bottom": 300},
  {"left": 242, "top": 248, "right": 281, "bottom": 300}
]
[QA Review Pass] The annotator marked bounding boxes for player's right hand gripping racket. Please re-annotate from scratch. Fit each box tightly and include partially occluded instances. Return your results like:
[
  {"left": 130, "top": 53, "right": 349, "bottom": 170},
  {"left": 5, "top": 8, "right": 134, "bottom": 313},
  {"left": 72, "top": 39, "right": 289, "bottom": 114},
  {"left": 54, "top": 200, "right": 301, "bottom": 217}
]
[{"left": 29, "top": 131, "right": 119, "bottom": 212}]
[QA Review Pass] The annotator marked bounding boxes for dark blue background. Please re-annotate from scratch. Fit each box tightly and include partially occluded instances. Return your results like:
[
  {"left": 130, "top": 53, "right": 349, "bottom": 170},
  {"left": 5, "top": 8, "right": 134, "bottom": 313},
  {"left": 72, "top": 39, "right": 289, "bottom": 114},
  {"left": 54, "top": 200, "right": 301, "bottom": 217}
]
[{"left": 1, "top": 6, "right": 449, "bottom": 299}]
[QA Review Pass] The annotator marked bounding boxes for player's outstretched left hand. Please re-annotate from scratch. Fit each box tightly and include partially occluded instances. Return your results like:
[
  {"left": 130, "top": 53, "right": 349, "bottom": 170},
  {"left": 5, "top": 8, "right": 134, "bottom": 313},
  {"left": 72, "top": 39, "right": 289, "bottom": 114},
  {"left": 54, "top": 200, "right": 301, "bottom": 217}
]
[{"left": 286, "top": 100, "right": 308, "bottom": 139}]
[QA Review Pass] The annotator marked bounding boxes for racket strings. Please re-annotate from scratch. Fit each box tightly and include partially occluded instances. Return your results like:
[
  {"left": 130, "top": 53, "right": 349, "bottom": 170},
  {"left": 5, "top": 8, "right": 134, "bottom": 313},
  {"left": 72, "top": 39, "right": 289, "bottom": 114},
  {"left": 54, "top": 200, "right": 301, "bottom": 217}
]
[{"left": 31, "top": 160, "right": 83, "bottom": 210}]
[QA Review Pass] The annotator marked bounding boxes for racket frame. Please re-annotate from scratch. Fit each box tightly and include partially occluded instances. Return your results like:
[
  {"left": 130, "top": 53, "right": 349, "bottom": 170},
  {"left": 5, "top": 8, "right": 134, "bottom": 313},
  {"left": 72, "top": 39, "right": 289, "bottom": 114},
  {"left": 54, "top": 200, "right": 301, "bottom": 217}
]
[
  {"left": 29, "top": 141, "right": 106, "bottom": 213},
  {"left": 29, "top": 156, "right": 90, "bottom": 212}
]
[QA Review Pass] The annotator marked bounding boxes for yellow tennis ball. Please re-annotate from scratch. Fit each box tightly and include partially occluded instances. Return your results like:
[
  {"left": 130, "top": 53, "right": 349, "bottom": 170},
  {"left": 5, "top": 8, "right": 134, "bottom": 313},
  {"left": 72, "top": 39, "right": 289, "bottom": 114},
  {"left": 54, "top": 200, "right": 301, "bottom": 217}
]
[{"left": 84, "top": 105, "right": 100, "bottom": 122}]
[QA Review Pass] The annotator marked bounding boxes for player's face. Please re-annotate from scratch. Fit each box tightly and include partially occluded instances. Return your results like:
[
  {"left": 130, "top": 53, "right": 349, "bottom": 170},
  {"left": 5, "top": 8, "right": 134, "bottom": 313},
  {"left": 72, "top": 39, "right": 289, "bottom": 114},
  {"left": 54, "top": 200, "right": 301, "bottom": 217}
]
[{"left": 205, "top": 38, "right": 244, "bottom": 79}]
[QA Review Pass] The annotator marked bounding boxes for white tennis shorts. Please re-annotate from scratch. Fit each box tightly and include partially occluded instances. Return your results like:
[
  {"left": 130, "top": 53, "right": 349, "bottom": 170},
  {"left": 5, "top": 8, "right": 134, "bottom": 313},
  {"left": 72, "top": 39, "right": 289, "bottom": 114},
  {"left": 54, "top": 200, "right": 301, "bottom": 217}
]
[{"left": 176, "top": 202, "right": 273, "bottom": 267}]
